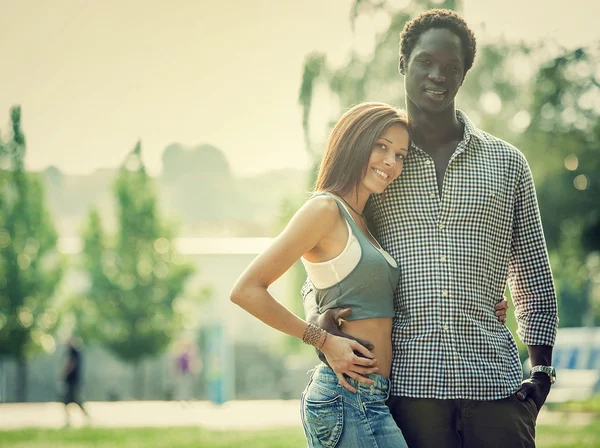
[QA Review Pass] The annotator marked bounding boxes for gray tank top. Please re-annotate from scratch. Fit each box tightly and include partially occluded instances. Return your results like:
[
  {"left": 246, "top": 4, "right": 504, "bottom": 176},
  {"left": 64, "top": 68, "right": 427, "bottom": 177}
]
[{"left": 309, "top": 193, "right": 399, "bottom": 321}]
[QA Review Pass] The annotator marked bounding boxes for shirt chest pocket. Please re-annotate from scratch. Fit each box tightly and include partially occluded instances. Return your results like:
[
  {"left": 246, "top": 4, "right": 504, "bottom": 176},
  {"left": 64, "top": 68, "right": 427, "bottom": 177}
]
[{"left": 449, "top": 165, "right": 510, "bottom": 226}]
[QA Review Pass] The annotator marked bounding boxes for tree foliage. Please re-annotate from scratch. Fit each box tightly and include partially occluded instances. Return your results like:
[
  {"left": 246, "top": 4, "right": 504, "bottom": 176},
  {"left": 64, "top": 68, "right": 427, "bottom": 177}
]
[
  {"left": 524, "top": 47, "right": 600, "bottom": 252},
  {"left": 0, "top": 106, "right": 63, "bottom": 401},
  {"left": 74, "top": 142, "right": 195, "bottom": 397},
  {"left": 519, "top": 46, "right": 600, "bottom": 326},
  {"left": 161, "top": 143, "right": 242, "bottom": 224}
]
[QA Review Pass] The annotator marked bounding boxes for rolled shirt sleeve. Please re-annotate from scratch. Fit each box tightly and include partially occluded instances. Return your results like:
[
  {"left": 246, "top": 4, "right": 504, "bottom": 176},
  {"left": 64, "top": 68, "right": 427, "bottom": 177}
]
[{"left": 508, "top": 156, "right": 559, "bottom": 346}]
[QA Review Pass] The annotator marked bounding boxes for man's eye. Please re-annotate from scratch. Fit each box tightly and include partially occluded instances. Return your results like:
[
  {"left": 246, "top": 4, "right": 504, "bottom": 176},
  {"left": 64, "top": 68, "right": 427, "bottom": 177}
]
[{"left": 419, "top": 59, "right": 431, "bottom": 65}]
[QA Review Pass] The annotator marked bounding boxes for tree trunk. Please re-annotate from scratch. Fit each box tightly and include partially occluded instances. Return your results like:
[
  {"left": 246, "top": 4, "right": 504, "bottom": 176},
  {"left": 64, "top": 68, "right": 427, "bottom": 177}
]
[
  {"left": 16, "top": 357, "right": 27, "bottom": 402},
  {"left": 133, "top": 360, "right": 145, "bottom": 400},
  {"left": 0, "top": 358, "right": 6, "bottom": 403}
]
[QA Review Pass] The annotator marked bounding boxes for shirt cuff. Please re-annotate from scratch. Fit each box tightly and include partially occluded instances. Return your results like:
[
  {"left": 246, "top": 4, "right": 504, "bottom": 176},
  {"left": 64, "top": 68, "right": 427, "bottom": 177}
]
[{"left": 516, "top": 313, "right": 559, "bottom": 346}]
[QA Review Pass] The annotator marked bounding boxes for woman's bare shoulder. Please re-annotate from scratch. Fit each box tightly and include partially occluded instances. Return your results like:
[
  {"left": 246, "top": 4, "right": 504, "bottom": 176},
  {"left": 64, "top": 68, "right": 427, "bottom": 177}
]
[{"left": 299, "top": 194, "right": 342, "bottom": 224}]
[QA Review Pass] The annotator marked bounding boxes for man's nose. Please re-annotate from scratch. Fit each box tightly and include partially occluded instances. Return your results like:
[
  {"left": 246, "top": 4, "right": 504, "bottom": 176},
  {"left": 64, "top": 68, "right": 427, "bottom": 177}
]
[{"left": 428, "top": 67, "right": 446, "bottom": 83}]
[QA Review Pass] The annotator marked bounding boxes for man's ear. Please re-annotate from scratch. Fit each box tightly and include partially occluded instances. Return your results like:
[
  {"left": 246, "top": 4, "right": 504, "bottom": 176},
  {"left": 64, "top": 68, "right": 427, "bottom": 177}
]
[{"left": 398, "top": 56, "right": 405, "bottom": 75}]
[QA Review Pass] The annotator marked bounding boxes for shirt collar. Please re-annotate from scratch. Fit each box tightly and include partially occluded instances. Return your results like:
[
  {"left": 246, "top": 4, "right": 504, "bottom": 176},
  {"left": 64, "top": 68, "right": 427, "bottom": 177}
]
[
  {"left": 407, "top": 109, "right": 487, "bottom": 154},
  {"left": 456, "top": 109, "right": 487, "bottom": 143}
]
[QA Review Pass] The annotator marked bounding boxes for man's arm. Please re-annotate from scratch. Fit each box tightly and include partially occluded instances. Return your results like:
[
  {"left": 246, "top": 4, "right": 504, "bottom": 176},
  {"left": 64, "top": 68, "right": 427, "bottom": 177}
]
[
  {"left": 516, "top": 345, "right": 553, "bottom": 408},
  {"left": 509, "top": 157, "right": 559, "bottom": 410}
]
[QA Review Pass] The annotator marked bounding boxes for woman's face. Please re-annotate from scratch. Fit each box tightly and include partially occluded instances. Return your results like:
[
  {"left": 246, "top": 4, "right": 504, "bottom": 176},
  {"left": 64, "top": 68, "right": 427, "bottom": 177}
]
[{"left": 360, "top": 124, "right": 410, "bottom": 195}]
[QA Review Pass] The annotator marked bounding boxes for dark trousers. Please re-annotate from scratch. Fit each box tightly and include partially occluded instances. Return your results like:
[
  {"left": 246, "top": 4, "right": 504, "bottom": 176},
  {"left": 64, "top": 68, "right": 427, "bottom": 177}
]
[
  {"left": 387, "top": 395, "right": 538, "bottom": 448},
  {"left": 63, "top": 382, "right": 82, "bottom": 405}
]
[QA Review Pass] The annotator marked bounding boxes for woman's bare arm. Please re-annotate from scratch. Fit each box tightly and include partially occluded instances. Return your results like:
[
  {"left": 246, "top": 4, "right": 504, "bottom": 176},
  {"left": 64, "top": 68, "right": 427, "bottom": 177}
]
[{"left": 230, "top": 197, "right": 378, "bottom": 392}]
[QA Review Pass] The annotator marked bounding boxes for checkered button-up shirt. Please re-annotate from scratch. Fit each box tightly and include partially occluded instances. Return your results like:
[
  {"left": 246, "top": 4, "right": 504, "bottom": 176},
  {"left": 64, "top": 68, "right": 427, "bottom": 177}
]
[{"left": 367, "top": 110, "right": 558, "bottom": 400}]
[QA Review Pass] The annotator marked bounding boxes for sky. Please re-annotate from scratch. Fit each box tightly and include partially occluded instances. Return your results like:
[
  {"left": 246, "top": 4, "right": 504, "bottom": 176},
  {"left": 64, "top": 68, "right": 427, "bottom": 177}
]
[{"left": 1, "top": 0, "right": 598, "bottom": 177}]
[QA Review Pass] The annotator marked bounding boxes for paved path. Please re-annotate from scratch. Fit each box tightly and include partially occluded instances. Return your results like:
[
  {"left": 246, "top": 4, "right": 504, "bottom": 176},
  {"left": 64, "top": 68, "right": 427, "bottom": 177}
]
[
  {"left": 0, "top": 400, "right": 302, "bottom": 430},
  {"left": 0, "top": 400, "right": 595, "bottom": 430}
]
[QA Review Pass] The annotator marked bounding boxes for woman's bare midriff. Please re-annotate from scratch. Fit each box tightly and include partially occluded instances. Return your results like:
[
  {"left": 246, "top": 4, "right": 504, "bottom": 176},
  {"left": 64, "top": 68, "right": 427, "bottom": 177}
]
[{"left": 340, "top": 317, "right": 393, "bottom": 377}]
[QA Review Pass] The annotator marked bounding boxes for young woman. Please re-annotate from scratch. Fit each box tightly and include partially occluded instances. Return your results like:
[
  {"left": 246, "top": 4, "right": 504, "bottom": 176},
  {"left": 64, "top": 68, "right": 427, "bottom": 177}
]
[{"left": 231, "top": 102, "right": 411, "bottom": 447}]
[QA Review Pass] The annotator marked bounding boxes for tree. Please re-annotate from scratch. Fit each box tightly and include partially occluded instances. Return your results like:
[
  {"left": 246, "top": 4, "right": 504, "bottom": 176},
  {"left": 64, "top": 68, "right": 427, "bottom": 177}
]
[
  {"left": 0, "top": 106, "right": 63, "bottom": 401},
  {"left": 75, "top": 142, "right": 195, "bottom": 398},
  {"left": 160, "top": 143, "right": 242, "bottom": 223},
  {"left": 519, "top": 46, "right": 600, "bottom": 326}
]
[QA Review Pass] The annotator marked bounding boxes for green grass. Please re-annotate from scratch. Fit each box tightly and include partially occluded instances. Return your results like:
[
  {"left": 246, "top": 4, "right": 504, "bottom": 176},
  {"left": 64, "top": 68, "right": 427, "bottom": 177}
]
[
  {"left": 536, "top": 418, "right": 600, "bottom": 448},
  {"left": 552, "top": 396, "right": 600, "bottom": 414},
  {"left": 0, "top": 421, "right": 599, "bottom": 448},
  {"left": 0, "top": 427, "right": 306, "bottom": 448}
]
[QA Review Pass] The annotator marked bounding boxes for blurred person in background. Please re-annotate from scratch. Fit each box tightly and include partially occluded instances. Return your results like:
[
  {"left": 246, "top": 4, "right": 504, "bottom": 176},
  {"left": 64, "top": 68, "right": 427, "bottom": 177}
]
[
  {"left": 304, "top": 9, "right": 558, "bottom": 448},
  {"left": 173, "top": 341, "right": 198, "bottom": 406},
  {"left": 60, "top": 336, "right": 90, "bottom": 426}
]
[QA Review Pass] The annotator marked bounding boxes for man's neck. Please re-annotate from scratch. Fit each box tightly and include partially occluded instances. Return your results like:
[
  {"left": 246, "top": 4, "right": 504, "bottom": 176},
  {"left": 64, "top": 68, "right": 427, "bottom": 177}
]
[{"left": 407, "top": 103, "right": 463, "bottom": 150}]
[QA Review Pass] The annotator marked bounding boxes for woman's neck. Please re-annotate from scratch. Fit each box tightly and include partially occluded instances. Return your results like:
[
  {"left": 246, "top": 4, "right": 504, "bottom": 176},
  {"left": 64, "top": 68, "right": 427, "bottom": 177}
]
[{"left": 339, "top": 189, "right": 369, "bottom": 216}]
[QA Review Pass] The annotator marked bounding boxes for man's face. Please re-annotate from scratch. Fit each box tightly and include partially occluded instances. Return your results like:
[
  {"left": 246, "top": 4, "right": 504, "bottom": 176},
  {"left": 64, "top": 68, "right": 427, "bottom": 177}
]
[{"left": 403, "top": 28, "right": 465, "bottom": 114}]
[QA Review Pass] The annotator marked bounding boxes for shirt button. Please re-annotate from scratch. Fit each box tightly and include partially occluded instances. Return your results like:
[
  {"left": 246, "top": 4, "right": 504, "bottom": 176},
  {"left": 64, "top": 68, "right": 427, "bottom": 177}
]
[
  {"left": 438, "top": 223, "right": 445, "bottom": 230},
  {"left": 425, "top": 160, "right": 432, "bottom": 165},
  {"left": 443, "top": 324, "right": 449, "bottom": 331},
  {"left": 430, "top": 193, "right": 436, "bottom": 199},
  {"left": 442, "top": 289, "right": 448, "bottom": 297},
  {"left": 440, "top": 255, "right": 447, "bottom": 263}
]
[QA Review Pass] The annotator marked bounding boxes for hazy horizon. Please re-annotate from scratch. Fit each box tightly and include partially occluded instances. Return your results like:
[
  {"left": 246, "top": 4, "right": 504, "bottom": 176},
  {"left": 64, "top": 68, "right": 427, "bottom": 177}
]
[{"left": 1, "top": 0, "right": 598, "bottom": 177}]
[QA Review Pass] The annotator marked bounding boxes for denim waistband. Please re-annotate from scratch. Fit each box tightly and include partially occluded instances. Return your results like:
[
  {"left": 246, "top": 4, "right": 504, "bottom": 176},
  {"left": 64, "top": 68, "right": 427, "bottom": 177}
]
[{"left": 313, "top": 363, "right": 391, "bottom": 396}]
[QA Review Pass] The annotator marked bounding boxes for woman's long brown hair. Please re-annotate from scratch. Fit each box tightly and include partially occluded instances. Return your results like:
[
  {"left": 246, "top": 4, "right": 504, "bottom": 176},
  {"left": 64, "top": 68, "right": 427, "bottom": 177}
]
[{"left": 314, "top": 102, "right": 409, "bottom": 197}]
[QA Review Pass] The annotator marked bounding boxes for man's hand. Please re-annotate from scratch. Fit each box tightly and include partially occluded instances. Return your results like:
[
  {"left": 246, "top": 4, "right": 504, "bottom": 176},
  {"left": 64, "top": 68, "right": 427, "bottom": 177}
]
[
  {"left": 310, "top": 307, "right": 374, "bottom": 351},
  {"left": 516, "top": 373, "right": 551, "bottom": 411},
  {"left": 495, "top": 296, "right": 509, "bottom": 323},
  {"left": 518, "top": 345, "right": 554, "bottom": 411},
  {"left": 303, "top": 281, "right": 374, "bottom": 354}
]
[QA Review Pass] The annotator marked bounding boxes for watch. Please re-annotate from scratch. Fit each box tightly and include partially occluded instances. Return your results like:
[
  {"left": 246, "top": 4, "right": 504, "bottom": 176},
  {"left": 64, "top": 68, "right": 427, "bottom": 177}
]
[{"left": 530, "top": 365, "right": 556, "bottom": 385}]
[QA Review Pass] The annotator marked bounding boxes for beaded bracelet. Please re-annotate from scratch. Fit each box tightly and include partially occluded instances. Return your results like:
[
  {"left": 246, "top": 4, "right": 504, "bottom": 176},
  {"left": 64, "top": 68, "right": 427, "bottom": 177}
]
[{"left": 302, "top": 323, "right": 327, "bottom": 349}]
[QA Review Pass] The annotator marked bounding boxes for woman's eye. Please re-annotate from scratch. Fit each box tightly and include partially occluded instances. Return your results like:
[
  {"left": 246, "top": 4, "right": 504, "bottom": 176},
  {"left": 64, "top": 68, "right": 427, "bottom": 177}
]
[
  {"left": 377, "top": 143, "right": 386, "bottom": 150},
  {"left": 396, "top": 153, "right": 405, "bottom": 160}
]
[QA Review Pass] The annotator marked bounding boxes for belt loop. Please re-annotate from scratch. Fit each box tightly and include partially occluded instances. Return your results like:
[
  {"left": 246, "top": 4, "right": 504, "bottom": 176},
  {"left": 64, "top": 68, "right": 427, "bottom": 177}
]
[{"left": 305, "top": 366, "right": 317, "bottom": 385}]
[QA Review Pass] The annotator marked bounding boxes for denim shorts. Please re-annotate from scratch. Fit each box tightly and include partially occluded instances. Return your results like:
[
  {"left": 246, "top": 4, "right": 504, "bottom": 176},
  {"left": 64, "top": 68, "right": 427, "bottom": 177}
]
[{"left": 300, "top": 364, "right": 408, "bottom": 448}]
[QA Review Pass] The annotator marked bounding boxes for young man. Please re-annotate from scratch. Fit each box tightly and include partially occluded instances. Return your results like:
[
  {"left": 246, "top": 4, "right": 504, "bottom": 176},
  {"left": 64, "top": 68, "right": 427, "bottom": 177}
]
[{"left": 304, "top": 9, "right": 558, "bottom": 448}]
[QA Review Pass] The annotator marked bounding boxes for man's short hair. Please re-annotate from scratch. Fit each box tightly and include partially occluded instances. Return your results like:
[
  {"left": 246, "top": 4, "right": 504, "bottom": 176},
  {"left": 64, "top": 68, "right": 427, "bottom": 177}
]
[{"left": 399, "top": 9, "right": 477, "bottom": 75}]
